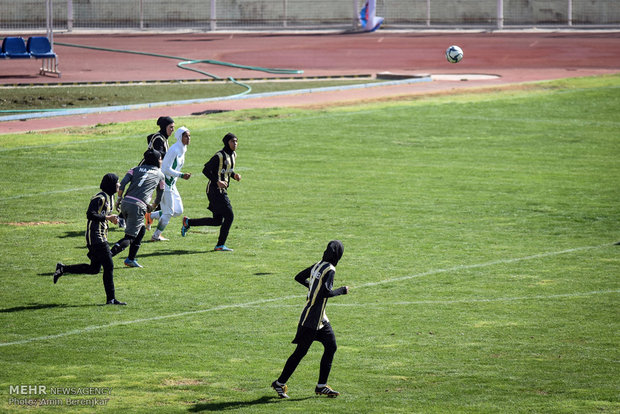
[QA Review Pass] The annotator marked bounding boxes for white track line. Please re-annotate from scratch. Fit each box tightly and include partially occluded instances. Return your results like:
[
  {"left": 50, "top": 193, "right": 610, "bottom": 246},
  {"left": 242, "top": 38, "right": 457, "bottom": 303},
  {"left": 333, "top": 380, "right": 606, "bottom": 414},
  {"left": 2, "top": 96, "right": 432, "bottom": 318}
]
[{"left": 0, "top": 243, "right": 611, "bottom": 347}]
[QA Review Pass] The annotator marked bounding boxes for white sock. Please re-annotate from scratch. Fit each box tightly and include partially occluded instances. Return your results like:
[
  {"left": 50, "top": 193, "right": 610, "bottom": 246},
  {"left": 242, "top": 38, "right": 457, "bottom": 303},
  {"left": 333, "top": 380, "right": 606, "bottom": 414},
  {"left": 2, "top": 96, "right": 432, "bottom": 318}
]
[{"left": 152, "top": 229, "right": 162, "bottom": 238}]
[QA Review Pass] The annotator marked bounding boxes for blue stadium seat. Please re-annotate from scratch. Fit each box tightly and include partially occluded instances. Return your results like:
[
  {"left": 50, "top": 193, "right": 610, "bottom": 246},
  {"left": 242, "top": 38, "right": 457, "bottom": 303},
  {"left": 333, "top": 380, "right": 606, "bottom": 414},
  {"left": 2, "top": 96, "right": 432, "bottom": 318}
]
[
  {"left": 2, "top": 37, "right": 30, "bottom": 58},
  {"left": 27, "top": 36, "right": 56, "bottom": 58}
]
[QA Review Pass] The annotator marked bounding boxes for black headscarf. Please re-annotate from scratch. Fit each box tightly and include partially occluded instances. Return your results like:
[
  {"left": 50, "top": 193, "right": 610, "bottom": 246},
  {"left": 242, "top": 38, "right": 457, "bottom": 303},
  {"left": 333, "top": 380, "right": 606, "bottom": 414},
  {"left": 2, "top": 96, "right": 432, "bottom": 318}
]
[
  {"left": 322, "top": 240, "right": 344, "bottom": 266},
  {"left": 222, "top": 132, "right": 237, "bottom": 154},
  {"left": 99, "top": 173, "right": 118, "bottom": 197},
  {"left": 143, "top": 149, "right": 162, "bottom": 167},
  {"left": 157, "top": 116, "right": 174, "bottom": 138}
]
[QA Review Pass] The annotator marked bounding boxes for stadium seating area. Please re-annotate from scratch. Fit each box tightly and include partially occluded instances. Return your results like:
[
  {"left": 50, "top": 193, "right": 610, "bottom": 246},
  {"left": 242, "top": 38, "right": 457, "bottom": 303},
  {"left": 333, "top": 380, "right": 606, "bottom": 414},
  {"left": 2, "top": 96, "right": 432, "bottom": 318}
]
[{"left": 1, "top": 36, "right": 60, "bottom": 77}]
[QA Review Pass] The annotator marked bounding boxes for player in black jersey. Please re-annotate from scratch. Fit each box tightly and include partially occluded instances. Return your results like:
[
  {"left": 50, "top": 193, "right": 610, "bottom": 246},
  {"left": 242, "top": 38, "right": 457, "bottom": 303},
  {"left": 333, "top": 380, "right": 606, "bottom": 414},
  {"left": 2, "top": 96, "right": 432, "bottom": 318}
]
[
  {"left": 272, "top": 240, "right": 349, "bottom": 398},
  {"left": 53, "top": 173, "right": 126, "bottom": 305},
  {"left": 140, "top": 116, "right": 174, "bottom": 164},
  {"left": 181, "top": 133, "right": 241, "bottom": 251}
]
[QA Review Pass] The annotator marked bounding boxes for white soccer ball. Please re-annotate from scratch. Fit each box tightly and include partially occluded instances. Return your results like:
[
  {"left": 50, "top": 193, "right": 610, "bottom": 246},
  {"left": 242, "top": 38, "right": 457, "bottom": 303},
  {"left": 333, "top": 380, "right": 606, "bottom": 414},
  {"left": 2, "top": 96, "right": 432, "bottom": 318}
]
[{"left": 446, "top": 45, "right": 464, "bottom": 63}]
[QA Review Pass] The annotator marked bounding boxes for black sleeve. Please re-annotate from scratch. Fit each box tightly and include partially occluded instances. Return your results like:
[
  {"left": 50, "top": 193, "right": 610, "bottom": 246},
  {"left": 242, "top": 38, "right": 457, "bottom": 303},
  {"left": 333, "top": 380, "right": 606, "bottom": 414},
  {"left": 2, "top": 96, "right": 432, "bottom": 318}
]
[
  {"left": 86, "top": 195, "right": 106, "bottom": 222},
  {"left": 294, "top": 265, "right": 312, "bottom": 288},
  {"left": 322, "top": 269, "right": 347, "bottom": 298},
  {"left": 202, "top": 153, "right": 220, "bottom": 181}
]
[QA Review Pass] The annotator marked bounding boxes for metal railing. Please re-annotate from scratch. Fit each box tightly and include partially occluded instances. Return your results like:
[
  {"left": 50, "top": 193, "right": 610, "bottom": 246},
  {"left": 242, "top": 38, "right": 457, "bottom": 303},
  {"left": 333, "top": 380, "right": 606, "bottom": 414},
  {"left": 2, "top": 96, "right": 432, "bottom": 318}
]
[{"left": 1, "top": 0, "right": 619, "bottom": 32}]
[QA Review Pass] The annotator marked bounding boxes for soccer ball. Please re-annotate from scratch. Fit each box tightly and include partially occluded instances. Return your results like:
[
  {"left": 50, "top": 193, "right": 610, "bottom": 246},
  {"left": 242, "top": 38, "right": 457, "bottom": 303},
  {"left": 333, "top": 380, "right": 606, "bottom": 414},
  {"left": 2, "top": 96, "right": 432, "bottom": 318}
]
[{"left": 446, "top": 45, "right": 463, "bottom": 63}]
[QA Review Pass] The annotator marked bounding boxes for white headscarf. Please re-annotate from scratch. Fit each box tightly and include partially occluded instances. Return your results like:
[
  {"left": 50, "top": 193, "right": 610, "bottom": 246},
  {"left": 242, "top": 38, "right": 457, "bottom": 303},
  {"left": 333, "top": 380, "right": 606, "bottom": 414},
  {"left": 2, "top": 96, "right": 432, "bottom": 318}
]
[{"left": 175, "top": 126, "right": 189, "bottom": 142}]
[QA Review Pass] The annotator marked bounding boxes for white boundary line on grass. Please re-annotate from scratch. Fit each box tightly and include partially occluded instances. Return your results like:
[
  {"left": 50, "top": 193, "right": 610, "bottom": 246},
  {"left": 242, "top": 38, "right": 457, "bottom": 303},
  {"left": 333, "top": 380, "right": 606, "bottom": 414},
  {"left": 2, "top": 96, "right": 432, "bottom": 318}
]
[
  {"left": 331, "top": 290, "right": 620, "bottom": 306},
  {"left": 0, "top": 243, "right": 611, "bottom": 347},
  {"left": 0, "top": 295, "right": 301, "bottom": 348},
  {"left": 355, "top": 244, "right": 607, "bottom": 289}
]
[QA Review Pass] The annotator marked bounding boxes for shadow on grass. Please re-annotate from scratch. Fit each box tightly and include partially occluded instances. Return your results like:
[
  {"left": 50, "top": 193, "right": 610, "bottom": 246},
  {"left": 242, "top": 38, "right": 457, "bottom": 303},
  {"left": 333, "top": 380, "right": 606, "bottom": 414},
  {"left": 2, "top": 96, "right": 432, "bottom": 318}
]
[
  {"left": 189, "top": 395, "right": 311, "bottom": 412},
  {"left": 57, "top": 230, "right": 87, "bottom": 239},
  {"left": 0, "top": 303, "right": 96, "bottom": 313}
]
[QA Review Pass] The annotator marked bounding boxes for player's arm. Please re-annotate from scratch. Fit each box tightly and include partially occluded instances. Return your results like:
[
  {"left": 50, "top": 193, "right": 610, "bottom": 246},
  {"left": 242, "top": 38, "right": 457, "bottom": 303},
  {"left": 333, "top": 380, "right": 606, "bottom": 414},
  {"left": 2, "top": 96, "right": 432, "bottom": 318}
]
[
  {"left": 161, "top": 150, "right": 183, "bottom": 179},
  {"left": 231, "top": 165, "right": 241, "bottom": 182},
  {"left": 322, "top": 270, "right": 348, "bottom": 297},
  {"left": 148, "top": 179, "right": 164, "bottom": 212},
  {"left": 115, "top": 170, "right": 132, "bottom": 210},
  {"left": 294, "top": 266, "right": 312, "bottom": 288},
  {"left": 202, "top": 155, "right": 219, "bottom": 181},
  {"left": 203, "top": 154, "right": 227, "bottom": 189},
  {"left": 86, "top": 196, "right": 107, "bottom": 222}
]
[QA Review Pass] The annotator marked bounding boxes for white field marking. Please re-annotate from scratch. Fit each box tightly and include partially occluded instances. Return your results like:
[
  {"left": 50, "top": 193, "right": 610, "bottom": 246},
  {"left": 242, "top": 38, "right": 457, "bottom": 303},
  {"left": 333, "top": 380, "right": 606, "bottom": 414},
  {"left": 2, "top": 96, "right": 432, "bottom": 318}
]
[
  {"left": 0, "top": 295, "right": 302, "bottom": 348},
  {"left": 0, "top": 244, "right": 611, "bottom": 347},
  {"left": 331, "top": 290, "right": 620, "bottom": 307},
  {"left": 0, "top": 186, "right": 96, "bottom": 202},
  {"left": 354, "top": 244, "right": 608, "bottom": 289},
  {"left": 252, "top": 290, "right": 620, "bottom": 309}
]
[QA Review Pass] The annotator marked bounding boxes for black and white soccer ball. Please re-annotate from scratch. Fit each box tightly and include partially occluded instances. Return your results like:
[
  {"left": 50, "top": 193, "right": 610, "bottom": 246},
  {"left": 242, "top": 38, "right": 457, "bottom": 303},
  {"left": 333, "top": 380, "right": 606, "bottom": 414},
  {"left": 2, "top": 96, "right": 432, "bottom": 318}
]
[{"left": 446, "top": 45, "right": 464, "bottom": 63}]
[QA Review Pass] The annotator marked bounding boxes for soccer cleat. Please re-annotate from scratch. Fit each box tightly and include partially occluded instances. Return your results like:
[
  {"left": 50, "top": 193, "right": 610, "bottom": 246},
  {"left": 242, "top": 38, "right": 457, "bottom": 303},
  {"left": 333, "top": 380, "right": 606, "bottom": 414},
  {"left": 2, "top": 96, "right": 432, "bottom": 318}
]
[
  {"left": 214, "top": 245, "right": 233, "bottom": 252},
  {"left": 53, "top": 263, "right": 64, "bottom": 284},
  {"left": 106, "top": 298, "right": 126, "bottom": 305},
  {"left": 181, "top": 216, "right": 190, "bottom": 237},
  {"left": 315, "top": 385, "right": 339, "bottom": 398},
  {"left": 150, "top": 234, "right": 168, "bottom": 242},
  {"left": 144, "top": 212, "right": 152, "bottom": 230},
  {"left": 271, "top": 381, "right": 289, "bottom": 399},
  {"left": 124, "top": 258, "right": 143, "bottom": 268}
]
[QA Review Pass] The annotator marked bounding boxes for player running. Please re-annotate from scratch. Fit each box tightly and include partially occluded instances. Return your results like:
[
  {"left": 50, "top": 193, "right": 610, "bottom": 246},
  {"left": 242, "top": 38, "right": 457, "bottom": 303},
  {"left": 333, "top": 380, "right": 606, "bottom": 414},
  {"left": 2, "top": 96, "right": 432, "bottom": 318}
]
[
  {"left": 180, "top": 132, "right": 241, "bottom": 252},
  {"left": 271, "top": 240, "right": 350, "bottom": 398},
  {"left": 110, "top": 149, "right": 165, "bottom": 267},
  {"left": 146, "top": 126, "right": 192, "bottom": 241}
]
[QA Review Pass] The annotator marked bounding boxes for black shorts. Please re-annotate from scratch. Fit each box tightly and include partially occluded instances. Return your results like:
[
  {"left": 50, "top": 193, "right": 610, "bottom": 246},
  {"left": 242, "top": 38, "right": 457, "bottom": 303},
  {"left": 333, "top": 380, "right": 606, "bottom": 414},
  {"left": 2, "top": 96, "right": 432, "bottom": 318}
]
[
  {"left": 292, "top": 322, "right": 335, "bottom": 345},
  {"left": 207, "top": 190, "right": 232, "bottom": 215}
]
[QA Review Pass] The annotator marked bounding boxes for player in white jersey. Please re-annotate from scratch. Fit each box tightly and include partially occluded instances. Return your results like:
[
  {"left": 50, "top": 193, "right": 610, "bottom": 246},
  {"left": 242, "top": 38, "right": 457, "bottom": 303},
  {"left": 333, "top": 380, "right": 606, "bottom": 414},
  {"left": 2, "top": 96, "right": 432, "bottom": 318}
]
[{"left": 148, "top": 126, "right": 192, "bottom": 242}]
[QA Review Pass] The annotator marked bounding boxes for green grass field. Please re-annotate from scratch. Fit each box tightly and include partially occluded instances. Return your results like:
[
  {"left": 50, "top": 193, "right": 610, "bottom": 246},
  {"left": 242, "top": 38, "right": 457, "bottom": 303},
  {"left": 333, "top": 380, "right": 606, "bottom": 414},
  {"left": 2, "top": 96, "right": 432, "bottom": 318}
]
[{"left": 0, "top": 75, "right": 618, "bottom": 413}]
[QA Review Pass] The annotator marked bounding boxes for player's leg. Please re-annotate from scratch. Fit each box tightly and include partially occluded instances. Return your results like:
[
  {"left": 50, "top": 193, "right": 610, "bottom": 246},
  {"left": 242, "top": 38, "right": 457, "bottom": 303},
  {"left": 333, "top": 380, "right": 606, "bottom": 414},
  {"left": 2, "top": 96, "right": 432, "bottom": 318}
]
[
  {"left": 185, "top": 213, "right": 222, "bottom": 227},
  {"left": 182, "top": 191, "right": 218, "bottom": 236},
  {"left": 126, "top": 226, "right": 146, "bottom": 267},
  {"left": 214, "top": 196, "right": 234, "bottom": 250},
  {"left": 272, "top": 326, "right": 316, "bottom": 398},
  {"left": 94, "top": 245, "right": 124, "bottom": 305},
  {"left": 111, "top": 203, "right": 138, "bottom": 256},
  {"left": 314, "top": 323, "right": 340, "bottom": 397},
  {"left": 152, "top": 188, "right": 176, "bottom": 241},
  {"left": 54, "top": 247, "right": 102, "bottom": 283},
  {"left": 119, "top": 204, "right": 146, "bottom": 267}
]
